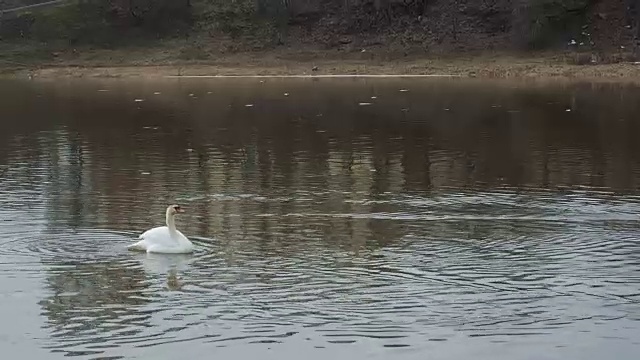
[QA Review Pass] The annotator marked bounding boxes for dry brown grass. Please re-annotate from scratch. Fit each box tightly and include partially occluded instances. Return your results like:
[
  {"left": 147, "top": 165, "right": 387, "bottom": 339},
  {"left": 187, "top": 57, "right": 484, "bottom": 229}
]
[{"left": 2, "top": 42, "right": 640, "bottom": 83}]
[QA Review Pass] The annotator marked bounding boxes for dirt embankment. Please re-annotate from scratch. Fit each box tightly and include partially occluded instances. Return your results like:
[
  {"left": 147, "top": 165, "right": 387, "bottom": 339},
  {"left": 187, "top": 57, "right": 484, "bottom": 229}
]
[{"left": 5, "top": 50, "right": 637, "bottom": 83}]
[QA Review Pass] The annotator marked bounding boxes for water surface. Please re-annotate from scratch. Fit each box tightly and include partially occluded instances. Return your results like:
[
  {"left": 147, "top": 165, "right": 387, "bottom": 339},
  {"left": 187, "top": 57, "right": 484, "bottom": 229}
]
[{"left": 1, "top": 77, "right": 640, "bottom": 359}]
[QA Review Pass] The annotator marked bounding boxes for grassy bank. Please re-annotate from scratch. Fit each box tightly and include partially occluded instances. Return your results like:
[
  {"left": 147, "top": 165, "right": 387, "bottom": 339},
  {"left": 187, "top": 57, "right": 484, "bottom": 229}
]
[{"left": 2, "top": 44, "right": 640, "bottom": 83}]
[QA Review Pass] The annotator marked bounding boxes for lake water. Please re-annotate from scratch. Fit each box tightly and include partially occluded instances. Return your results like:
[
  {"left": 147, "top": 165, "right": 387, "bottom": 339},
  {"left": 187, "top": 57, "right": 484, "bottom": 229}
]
[{"left": 1, "top": 77, "right": 640, "bottom": 360}]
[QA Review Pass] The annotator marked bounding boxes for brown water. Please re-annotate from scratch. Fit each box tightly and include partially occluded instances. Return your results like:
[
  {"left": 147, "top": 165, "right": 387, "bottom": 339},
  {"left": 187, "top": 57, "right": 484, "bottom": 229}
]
[{"left": 1, "top": 77, "right": 640, "bottom": 360}]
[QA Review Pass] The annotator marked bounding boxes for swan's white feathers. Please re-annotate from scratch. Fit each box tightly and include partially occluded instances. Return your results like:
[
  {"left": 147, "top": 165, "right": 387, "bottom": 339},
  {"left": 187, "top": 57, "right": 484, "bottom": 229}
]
[{"left": 127, "top": 206, "right": 194, "bottom": 254}]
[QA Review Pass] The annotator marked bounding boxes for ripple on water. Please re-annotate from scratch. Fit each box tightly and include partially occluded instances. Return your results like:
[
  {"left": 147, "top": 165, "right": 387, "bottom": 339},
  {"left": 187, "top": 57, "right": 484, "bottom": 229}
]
[
  {"left": 1, "top": 191, "right": 640, "bottom": 357},
  {"left": 0, "top": 229, "right": 132, "bottom": 263},
  {"left": 2, "top": 104, "right": 640, "bottom": 358}
]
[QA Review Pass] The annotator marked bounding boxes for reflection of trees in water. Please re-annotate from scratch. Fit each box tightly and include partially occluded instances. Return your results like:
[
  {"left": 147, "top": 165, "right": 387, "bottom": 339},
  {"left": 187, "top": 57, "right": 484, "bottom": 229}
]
[
  {"left": 1, "top": 79, "right": 639, "bottom": 356},
  {"left": 38, "top": 260, "right": 150, "bottom": 347},
  {"left": 34, "top": 129, "right": 92, "bottom": 230},
  {"left": 0, "top": 104, "right": 166, "bottom": 355},
  {"left": 4, "top": 79, "right": 640, "bottom": 255}
]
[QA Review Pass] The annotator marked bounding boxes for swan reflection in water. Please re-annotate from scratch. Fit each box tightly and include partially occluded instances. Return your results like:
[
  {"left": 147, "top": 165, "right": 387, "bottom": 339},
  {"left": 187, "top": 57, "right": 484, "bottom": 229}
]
[{"left": 138, "top": 252, "right": 192, "bottom": 291}]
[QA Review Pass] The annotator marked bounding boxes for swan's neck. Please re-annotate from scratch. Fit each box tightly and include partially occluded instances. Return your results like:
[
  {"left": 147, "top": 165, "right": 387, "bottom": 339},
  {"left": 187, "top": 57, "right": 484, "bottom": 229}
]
[
  {"left": 165, "top": 209, "right": 191, "bottom": 248},
  {"left": 166, "top": 212, "right": 177, "bottom": 233}
]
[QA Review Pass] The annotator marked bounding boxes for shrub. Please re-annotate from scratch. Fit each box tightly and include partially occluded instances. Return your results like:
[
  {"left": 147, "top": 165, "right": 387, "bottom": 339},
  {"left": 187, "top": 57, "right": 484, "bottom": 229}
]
[
  {"left": 513, "top": 0, "right": 594, "bottom": 49},
  {"left": 1, "top": 0, "right": 192, "bottom": 45}
]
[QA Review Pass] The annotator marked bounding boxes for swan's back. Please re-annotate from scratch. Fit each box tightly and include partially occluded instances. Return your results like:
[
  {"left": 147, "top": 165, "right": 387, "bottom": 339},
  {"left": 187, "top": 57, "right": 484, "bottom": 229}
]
[
  {"left": 128, "top": 226, "right": 193, "bottom": 253},
  {"left": 140, "top": 226, "right": 174, "bottom": 244}
]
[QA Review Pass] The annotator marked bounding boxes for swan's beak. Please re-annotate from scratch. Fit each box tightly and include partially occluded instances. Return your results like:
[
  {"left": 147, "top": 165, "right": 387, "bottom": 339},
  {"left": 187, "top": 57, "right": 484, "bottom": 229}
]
[{"left": 177, "top": 208, "right": 185, "bottom": 213}]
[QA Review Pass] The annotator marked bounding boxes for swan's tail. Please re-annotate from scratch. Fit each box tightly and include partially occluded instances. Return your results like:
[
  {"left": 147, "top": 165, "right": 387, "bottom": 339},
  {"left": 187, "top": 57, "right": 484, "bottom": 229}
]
[{"left": 127, "top": 239, "right": 147, "bottom": 252}]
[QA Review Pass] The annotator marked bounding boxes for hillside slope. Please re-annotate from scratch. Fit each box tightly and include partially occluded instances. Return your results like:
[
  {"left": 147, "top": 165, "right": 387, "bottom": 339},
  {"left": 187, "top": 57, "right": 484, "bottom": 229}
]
[{"left": 1, "top": 0, "right": 639, "bottom": 70}]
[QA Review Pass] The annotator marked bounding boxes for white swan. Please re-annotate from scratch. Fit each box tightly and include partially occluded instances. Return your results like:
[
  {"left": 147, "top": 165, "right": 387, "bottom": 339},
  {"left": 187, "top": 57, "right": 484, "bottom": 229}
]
[{"left": 128, "top": 205, "right": 194, "bottom": 254}]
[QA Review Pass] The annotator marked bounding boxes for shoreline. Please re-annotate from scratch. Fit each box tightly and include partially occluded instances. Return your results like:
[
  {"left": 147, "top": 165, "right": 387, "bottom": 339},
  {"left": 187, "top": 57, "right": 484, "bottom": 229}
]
[
  {"left": 2, "top": 51, "right": 640, "bottom": 83},
  {"left": 163, "top": 74, "right": 461, "bottom": 78}
]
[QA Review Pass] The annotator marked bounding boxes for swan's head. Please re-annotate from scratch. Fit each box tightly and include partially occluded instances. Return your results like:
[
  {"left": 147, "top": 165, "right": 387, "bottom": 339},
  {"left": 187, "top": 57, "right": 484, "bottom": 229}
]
[{"left": 167, "top": 204, "right": 185, "bottom": 216}]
